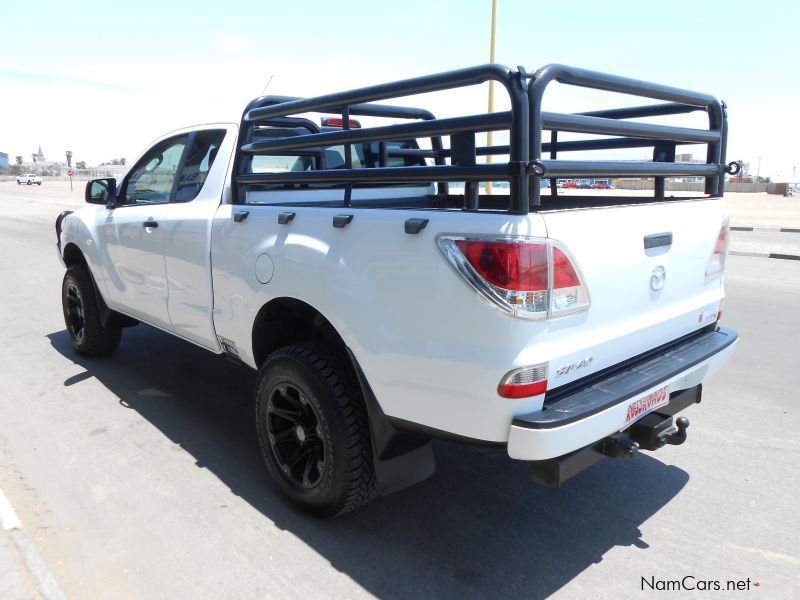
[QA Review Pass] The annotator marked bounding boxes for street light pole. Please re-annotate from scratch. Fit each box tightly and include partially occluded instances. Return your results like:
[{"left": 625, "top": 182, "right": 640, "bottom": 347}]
[
  {"left": 756, "top": 156, "right": 761, "bottom": 193},
  {"left": 485, "top": 0, "right": 498, "bottom": 195}
]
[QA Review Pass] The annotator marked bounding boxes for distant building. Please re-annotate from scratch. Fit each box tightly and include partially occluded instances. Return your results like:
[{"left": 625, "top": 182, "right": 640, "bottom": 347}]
[{"left": 0, "top": 152, "right": 9, "bottom": 169}]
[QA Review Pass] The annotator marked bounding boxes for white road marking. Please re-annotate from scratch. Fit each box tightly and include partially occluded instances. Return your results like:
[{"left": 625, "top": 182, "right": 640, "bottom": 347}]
[
  {"left": 1, "top": 487, "right": 66, "bottom": 600},
  {"left": 0, "top": 487, "right": 22, "bottom": 530}
]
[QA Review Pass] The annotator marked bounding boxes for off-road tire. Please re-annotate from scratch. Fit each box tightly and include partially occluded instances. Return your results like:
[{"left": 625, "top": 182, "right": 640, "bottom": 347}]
[
  {"left": 255, "top": 344, "right": 377, "bottom": 517},
  {"left": 61, "top": 264, "right": 121, "bottom": 356}
]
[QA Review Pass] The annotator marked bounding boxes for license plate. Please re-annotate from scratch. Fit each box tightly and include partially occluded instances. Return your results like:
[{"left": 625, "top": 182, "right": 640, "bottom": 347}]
[{"left": 624, "top": 384, "right": 670, "bottom": 425}]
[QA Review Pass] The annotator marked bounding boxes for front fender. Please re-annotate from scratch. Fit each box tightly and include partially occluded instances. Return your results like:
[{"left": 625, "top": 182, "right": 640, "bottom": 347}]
[{"left": 60, "top": 206, "right": 113, "bottom": 300}]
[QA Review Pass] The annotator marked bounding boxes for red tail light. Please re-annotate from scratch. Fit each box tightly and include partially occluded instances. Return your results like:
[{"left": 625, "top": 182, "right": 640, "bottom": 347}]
[
  {"left": 705, "top": 219, "right": 730, "bottom": 277},
  {"left": 552, "top": 247, "right": 580, "bottom": 288},
  {"left": 438, "top": 236, "right": 590, "bottom": 319},
  {"left": 453, "top": 240, "right": 548, "bottom": 291}
]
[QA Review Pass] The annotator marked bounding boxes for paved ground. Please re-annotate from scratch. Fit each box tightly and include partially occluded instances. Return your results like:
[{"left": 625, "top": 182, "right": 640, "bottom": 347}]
[
  {"left": 0, "top": 181, "right": 798, "bottom": 599},
  {"left": 729, "top": 230, "right": 800, "bottom": 258},
  {"left": 554, "top": 187, "right": 800, "bottom": 229}
]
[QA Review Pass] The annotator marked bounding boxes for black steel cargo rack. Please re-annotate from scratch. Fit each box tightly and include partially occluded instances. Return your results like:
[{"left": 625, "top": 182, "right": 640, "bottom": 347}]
[{"left": 234, "top": 63, "right": 734, "bottom": 215}]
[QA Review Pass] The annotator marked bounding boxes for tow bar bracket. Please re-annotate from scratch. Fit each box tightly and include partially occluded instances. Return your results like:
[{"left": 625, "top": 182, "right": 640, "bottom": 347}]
[{"left": 628, "top": 413, "right": 690, "bottom": 451}]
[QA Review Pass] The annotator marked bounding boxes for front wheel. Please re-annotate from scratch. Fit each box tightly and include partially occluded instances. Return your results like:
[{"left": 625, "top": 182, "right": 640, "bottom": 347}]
[
  {"left": 61, "top": 264, "right": 121, "bottom": 355},
  {"left": 255, "top": 344, "right": 377, "bottom": 517}
]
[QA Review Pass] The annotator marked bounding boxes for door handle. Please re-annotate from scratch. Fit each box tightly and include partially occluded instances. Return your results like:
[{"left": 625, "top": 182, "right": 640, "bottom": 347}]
[
  {"left": 233, "top": 210, "right": 249, "bottom": 223},
  {"left": 643, "top": 232, "right": 672, "bottom": 249},
  {"left": 142, "top": 220, "right": 159, "bottom": 228}
]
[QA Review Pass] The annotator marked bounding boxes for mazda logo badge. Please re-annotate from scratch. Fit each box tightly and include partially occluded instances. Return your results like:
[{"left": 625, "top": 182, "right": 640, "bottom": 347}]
[{"left": 651, "top": 265, "right": 666, "bottom": 290}]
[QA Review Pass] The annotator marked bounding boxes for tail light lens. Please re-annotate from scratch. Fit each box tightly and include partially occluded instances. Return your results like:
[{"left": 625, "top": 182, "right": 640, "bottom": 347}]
[
  {"left": 497, "top": 364, "right": 548, "bottom": 398},
  {"left": 453, "top": 240, "right": 548, "bottom": 290},
  {"left": 438, "top": 236, "right": 590, "bottom": 319},
  {"left": 705, "top": 219, "right": 730, "bottom": 277}
]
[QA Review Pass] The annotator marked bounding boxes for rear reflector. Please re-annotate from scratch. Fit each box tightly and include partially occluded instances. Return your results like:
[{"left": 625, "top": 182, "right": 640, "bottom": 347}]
[
  {"left": 498, "top": 364, "right": 548, "bottom": 398},
  {"left": 705, "top": 218, "right": 729, "bottom": 277},
  {"left": 438, "top": 236, "right": 590, "bottom": 319}
]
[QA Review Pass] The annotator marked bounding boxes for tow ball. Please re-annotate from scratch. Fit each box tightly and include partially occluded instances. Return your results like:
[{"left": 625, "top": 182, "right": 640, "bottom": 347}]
[
  {"left": 628, "top": 413, "right": 690, "bottom": 451},
  {"left": 529, "top": 413, "right": 692, "bottom": 488}
]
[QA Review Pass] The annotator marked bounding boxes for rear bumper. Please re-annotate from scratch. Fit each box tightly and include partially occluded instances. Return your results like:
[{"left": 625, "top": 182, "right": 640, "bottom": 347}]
[{"left": 507, "top": 326, "right": 738, "bottom": 461}]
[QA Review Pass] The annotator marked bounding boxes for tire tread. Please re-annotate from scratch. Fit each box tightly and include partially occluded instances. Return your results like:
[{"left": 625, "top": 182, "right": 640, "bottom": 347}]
[
  {"left": 62, "top": 264, "right": 121, "bottom": 356},
  {"left": 255, "top": 343, "right": 377, "bottom": 517}
]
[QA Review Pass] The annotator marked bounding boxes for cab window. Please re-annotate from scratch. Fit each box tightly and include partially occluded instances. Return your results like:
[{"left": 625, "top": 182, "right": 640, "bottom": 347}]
[
  {"left": 123, "top": 137, "right": 186, "bottom": 204},
  {"left": 174, "top": 129, "right": 226, "bottom": 202}
]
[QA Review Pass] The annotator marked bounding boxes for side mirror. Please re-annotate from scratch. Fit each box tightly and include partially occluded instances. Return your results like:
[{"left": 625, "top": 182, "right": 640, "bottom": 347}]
[{"left": 86, "top": 178, "right": 117, "bottom": 208}]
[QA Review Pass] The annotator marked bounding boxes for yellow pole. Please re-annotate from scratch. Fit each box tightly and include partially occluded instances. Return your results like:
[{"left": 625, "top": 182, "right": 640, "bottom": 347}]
[{"left": 486, "top": 0, "right": 498, "bottom": 194}]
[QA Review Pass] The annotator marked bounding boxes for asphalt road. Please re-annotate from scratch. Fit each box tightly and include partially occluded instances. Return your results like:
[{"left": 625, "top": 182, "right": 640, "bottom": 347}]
[
  {"left": 729, "top": 230, "right": 800, "bottom": 258},
  {"left": 0, "top": 182, "right": 798, "bottom": 599}
]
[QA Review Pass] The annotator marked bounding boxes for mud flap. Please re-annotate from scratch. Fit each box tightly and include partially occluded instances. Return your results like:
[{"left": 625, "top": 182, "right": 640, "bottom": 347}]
[{"left": 346, "top": 349, "right": 435, "bottom": 495}]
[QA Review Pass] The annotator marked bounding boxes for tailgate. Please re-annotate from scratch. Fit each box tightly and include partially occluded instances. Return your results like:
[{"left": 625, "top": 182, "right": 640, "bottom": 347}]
[{"left": 539, "top": 198, "right": 728, "bottom": 391}]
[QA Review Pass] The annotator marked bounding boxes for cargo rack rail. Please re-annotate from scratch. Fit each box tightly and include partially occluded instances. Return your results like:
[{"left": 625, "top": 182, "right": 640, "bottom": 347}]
[{"left": 234, "top": 64, "right": 735, "bottom": 214}]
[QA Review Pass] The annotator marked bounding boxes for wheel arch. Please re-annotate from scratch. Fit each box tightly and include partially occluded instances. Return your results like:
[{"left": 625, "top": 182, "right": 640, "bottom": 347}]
[
  {"left": 63, "top": 241, "right": 87, "bottom": 268},
  {"left": 250, "top": 296, "right": 435, "bottom": 495},
  {"left": 61, "top": 242, "right": 138, "bottom": 329},
  {"left": 251, "top": 297, "right": 348, "bottom": 370}
]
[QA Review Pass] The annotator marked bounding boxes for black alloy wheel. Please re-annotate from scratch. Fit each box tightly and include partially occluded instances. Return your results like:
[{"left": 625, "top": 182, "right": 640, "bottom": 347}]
[
  {"left": 61, "top": 264, "right": 121, "bottom": 356},
  {"left": 255, "top": 344, "right": 377, "bottom": 517},
  {"left": 64, "top": 282, "right": 86, "bottom": 343},
  {"left": 266, "top": 382, "right": 326, "bottom": 489}
]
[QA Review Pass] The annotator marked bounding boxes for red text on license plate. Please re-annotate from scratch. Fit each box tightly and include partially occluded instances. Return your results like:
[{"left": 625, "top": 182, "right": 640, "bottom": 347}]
[{"left": 625, "top": 384, "right": 670, "bottom": 424}]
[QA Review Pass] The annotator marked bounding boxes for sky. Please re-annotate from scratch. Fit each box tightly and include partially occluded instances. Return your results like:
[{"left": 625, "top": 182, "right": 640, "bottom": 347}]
[{"left": 1, "top": 0, "right": 798, "bottom": 178}]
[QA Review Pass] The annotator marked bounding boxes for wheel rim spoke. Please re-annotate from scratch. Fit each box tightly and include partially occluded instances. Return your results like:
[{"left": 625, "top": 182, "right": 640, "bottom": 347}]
[
  {"left": 266, "top": 382, "right": 326, "bottom": 488},
  {"left": 278, "top": 386, "right": 304, "bottom": 410},
  {"left": 286, "top": 444, "right": 312, "bottom": 469},
  {"left": 269, "top": 405, "right": 301, "bottom": 421},
  {"left": 301, "top": 446, "right": 319, "bottom": 487},
  {"left": 65, "top": 284, "right": 85, "bottom": 342},
  {"left": 271, "top": 428, "right": 295, "bottom": 444}
]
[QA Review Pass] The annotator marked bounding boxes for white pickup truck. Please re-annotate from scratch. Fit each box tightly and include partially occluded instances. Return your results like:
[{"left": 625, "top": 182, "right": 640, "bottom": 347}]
[
  {"left": 17, "top": 173, "right": 42, "bottom": 185},
  {"left": 55, "top": 64, "right": 738, "bottom": 516}
]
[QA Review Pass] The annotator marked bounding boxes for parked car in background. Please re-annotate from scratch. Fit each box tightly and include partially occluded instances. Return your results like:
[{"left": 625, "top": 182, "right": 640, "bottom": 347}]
[
  {"left": 17, "top": 173, "right": 42, "bottom": 185},
  {"left": 594, "top": 181, "right": 610, "bottom": 190}
]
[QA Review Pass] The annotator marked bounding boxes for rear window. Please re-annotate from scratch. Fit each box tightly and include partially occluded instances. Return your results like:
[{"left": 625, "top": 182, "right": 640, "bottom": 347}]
[
  {"left": 251, "top": 154, "right": 315, "bottom": 173},
  {"left": 247, "top": 135, "right": 425, "bottom": 174},
  {"left": 242, "top": 127, "right": 433, "bottom": 205}
]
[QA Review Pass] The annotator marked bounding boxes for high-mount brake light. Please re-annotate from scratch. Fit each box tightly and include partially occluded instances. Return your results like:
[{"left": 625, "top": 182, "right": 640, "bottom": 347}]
[
  {"left": 497, "top": 364, "right": 548, "bottom": 398},
  {"left": 438, "top": 236, "right": 590, "bottom": 319},
  {"left": 321, "top": 117, "right": 361, "bottom": 128},
  {"left": 705, "top": 219, "right": 730, "bottom": 277}
]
